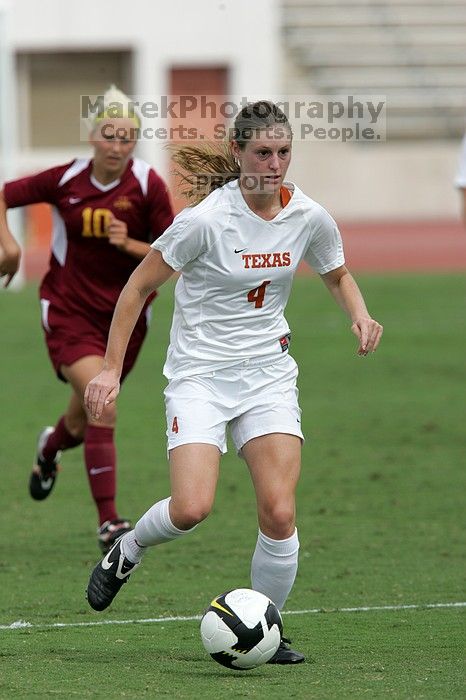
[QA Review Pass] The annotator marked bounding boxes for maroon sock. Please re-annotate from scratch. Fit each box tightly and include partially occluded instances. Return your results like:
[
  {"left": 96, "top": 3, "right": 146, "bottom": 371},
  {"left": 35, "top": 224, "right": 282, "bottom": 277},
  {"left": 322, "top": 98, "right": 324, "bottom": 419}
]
[
  {"left": 84, "top": 425, "right": 118, "bottom": 526},
  {"left": 42, "top": 416, "right": 83, "bottom": 461}
]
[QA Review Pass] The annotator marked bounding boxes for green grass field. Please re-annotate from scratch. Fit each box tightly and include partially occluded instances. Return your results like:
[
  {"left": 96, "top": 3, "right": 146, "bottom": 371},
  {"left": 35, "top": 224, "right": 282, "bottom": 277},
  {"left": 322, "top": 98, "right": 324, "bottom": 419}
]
[{"left": 0, "top": 273, "right": 465, "bottom": 699}]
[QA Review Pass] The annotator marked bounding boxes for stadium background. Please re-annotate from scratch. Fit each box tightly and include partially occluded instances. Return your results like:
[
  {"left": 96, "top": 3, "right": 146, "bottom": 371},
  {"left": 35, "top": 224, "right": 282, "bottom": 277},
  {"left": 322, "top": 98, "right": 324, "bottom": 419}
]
[{"left": 1, "top": 0, "right": 465, "bottom": 280}]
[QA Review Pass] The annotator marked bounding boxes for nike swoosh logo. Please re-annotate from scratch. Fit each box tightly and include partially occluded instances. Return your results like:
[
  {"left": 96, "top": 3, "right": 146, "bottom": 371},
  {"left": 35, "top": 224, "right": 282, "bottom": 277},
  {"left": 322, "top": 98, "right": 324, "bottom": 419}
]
[
  {"left": 101, "top": 550, "right": 116, "bottom": 571},
  {"left": 40, "top": 477, "right": 54, "bottom": 489},
  {"left": 69, "top": 197, "right": 81, "bottom": 204},
  {"left": 234, "top": 248, "right": 247, "bottom": 254},
  {"left": 101, "top": 545, "right": 137, "bottom": 578},
  {"left": 89, "top": 466, "right": 113, "bottom": 475}
]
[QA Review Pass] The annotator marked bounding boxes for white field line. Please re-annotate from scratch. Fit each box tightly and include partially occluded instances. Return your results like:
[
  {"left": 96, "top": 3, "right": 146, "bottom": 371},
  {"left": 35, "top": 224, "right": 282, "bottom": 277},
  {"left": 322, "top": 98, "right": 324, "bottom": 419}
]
[{"left": 0, "top": 601, "right": 464, "bottom": 632}]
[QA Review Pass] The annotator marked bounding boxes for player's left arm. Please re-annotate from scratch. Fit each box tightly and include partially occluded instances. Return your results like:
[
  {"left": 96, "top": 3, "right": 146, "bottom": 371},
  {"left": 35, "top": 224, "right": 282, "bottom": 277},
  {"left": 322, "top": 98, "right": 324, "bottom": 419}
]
[
  {"left": 106, "top": 213, "right": 151, "bottom": 259},
  {"left": 109, "top": 173, "right": 174, "bottom": 259},
  {"left": 320, "top": 265, "right": 383, "bottom": 356}
]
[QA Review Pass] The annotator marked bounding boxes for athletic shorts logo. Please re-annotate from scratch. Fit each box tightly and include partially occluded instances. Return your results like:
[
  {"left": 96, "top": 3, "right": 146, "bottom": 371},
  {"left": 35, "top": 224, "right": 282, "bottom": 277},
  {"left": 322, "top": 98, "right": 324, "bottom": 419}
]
[{"left": 279, "top": 333, "right": 291, "bottom": 352}]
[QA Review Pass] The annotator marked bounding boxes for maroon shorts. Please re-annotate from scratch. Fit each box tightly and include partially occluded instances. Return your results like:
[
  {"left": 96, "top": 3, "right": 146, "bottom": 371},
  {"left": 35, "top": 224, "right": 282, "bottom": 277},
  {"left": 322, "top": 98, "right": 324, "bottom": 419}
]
[{"left": 39, "top": 296, "right": 150, "bottom": 383}]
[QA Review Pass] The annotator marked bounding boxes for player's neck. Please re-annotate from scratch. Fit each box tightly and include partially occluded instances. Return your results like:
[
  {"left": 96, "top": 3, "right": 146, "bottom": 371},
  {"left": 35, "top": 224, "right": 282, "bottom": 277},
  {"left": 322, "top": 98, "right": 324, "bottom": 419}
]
[
  {"left": 239, "top": 188, "right": 282, "bottom": 222},
  {"left": 91, "top": 162, "right": 125, "bottom": 186}
]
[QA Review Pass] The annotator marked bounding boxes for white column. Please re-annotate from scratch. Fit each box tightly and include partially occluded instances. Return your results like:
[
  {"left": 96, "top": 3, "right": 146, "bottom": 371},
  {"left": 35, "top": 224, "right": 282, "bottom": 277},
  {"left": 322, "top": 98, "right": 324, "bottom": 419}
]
[
  {"left": 133, "top": 46, "right": 169, "bottom": 177},
  {"left": 0, "top": 0, "right": 24, "bottom": 290}
]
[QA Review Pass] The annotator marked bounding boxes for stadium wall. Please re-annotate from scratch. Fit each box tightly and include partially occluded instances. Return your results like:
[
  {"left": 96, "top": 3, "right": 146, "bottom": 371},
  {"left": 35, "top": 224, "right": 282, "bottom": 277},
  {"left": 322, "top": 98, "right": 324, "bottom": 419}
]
[
  {"left": 4, "top": 0, "right": 465, "bottom": 267},
  {"left": 7, "top": 0, "right": 281, "bottom": 175},
  {"left": 286, "top": 138, "right": 462, "bottom": 222}
]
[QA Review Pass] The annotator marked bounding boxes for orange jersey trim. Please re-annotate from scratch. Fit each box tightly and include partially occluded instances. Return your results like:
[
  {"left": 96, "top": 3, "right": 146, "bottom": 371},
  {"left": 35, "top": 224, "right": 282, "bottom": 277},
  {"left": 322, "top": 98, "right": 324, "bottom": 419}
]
[{"left": 280, "top": 186, "right": 292, "bottom": 208}]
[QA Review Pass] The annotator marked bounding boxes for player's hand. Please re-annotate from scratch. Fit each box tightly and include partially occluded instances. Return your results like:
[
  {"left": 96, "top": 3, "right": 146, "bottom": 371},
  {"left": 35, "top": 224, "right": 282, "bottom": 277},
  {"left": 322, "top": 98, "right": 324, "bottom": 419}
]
[
  {"left": 84, "top": 368, "right": 121, "bottom": 421},
  {"left": 107, "top": 214, "right": 129, "bottom": 251},
  {"left": 0, "top": 239, "right": 21, "bottom": 288},
  {"left": 351, "top": 317, "right": 383, "bottom": 356}
]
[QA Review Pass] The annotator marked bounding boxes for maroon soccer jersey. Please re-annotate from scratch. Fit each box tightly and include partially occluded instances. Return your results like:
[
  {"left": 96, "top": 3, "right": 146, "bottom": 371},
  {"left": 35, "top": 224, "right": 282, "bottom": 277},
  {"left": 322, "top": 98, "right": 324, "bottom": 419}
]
[{"left": 4, "top": 157, "right": 174, "bottom": 316}]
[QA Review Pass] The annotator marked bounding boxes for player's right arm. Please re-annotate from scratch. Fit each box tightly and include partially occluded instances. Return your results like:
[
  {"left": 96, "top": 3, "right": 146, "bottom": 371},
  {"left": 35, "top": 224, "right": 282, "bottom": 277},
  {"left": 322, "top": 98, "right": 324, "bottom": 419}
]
[
  {"left": 0, "top": 190, "right": 21, "bottom": 287},
  {"left": 85, "top": 248, "right": 175, "bottom": 420},
  {"left": 1, "top": 164, "right": 69, "bottom": 287}
]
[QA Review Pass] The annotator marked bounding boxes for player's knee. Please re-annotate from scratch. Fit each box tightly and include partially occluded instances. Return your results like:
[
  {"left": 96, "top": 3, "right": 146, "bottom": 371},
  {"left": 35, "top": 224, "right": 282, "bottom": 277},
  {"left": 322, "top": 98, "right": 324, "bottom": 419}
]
[
  {"left": 87, "top": 403, "right": 117, "bottom": 428},
  {"left": 170, "top": 500, "right": 213, "bottom": 529},
  {"left": 65, "top": 414, "right": 87, "bottom": 440},
  {"left": 259, "top": 502, "right": 295, "bottom": 539}
]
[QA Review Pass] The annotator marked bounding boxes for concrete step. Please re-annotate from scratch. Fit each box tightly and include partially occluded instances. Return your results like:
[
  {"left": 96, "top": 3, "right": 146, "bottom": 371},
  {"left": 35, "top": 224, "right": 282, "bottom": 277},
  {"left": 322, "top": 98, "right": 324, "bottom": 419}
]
[
  {"left": 284, "top": 5, "right": 466, "bottom": 26},
  {"left": 292, "top": 46, "right": 466, "bottom": 67}
]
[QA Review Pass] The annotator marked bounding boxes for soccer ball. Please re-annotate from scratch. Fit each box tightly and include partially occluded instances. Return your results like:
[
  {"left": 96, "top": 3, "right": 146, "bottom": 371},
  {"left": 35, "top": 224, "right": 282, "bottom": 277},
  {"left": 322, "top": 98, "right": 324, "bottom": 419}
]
[{"left": 200, "top": 588, "right": 282, "bottom": 670}]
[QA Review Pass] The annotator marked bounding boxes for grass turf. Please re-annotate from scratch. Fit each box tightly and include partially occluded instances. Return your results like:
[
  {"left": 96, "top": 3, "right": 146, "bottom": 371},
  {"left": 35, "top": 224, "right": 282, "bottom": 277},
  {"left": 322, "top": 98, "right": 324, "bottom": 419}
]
[{"left": 0, "top": 273, "right": 464, "bottom": 698}]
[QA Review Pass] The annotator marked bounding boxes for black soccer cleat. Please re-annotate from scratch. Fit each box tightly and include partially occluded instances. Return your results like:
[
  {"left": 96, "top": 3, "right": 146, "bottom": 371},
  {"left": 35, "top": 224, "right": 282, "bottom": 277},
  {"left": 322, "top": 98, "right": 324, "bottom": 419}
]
[
  {"left": 267, "top": 637, "right": 305, "bottom": 664},
  {"left": 97, "top": 518, "right": 133, "bottom": 554},
  {"left": 86, "top": 535, "right": 140, "bottom": 611},
  {"left": 29, "top": 426, "right": 61, "bottom": 501}
]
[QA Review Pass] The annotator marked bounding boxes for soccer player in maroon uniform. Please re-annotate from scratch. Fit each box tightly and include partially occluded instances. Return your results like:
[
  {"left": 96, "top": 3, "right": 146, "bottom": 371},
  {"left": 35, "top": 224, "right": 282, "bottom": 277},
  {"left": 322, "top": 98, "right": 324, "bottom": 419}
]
[{"left": 0, "top": 87, "right": 174, "bottom": 551}]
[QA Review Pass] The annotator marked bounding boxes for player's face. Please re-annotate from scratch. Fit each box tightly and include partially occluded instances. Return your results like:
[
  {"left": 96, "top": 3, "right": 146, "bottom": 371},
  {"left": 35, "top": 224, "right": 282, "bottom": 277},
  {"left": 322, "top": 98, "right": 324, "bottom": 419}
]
[
  {"left": 233, "top": 126, "right": 292, "bottom": 195},
  {"left": 90, "top": 117, "right": 138, "bottom": 178}
]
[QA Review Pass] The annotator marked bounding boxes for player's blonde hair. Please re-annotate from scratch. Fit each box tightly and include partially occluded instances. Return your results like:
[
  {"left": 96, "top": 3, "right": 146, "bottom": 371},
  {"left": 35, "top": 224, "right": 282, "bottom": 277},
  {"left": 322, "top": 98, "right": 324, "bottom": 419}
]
[
  {"left": 89, "top": 84, "right": 141, "bottom": 131},
  {"left": 172, "top": 101, "right": 292, "bottom": 205}
]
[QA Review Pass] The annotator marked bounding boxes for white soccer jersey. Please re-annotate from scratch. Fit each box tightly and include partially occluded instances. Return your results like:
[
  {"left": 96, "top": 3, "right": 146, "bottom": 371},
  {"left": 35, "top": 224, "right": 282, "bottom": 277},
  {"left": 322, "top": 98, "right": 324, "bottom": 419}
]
[
  {"left": 152, "top": 179, "right": 344, "bottom": 379},
  {"left": 454, "top": 134, "right": 466, "bottom": 188}
]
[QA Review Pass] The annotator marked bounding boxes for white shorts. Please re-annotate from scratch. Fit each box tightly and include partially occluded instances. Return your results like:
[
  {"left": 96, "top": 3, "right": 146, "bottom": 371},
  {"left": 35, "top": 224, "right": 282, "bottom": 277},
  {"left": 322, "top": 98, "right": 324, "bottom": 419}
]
[{"left": 164, "top": 354, "right": 304, "bottom": 455}]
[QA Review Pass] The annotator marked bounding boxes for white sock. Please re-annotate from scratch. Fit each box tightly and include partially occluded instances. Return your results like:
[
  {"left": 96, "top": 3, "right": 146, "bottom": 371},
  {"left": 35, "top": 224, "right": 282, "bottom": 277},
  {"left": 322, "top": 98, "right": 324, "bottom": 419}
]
[
  {"left": 250, "top": 528, "right": 300, "bottom": 610},
  {"left": 120, "top": 532, "right": 146, "bottom": 564},
  {"left": 125, "top": 496, "right": 196, "bottom": 556}
]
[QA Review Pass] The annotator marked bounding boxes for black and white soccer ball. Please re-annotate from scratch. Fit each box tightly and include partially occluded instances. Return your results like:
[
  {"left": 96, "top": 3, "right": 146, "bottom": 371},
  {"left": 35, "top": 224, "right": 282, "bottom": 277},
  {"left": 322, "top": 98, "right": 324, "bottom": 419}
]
[{"left": 200, "top": 588, "right": 283, "bottom": 670}]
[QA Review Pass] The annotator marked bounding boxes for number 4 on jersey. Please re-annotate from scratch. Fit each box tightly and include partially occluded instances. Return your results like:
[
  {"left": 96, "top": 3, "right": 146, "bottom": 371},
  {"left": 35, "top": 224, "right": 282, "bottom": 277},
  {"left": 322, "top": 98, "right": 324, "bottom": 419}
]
[{"left": 247, "top": 280, "right": 271, "bottom": 309}]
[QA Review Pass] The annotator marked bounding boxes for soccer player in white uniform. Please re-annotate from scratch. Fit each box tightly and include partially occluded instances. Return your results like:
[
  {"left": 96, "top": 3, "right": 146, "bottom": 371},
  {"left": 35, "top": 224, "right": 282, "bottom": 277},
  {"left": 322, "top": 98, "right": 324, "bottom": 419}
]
[{"left": 85, "top": 101, "right": 383, "bottom": 664}]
